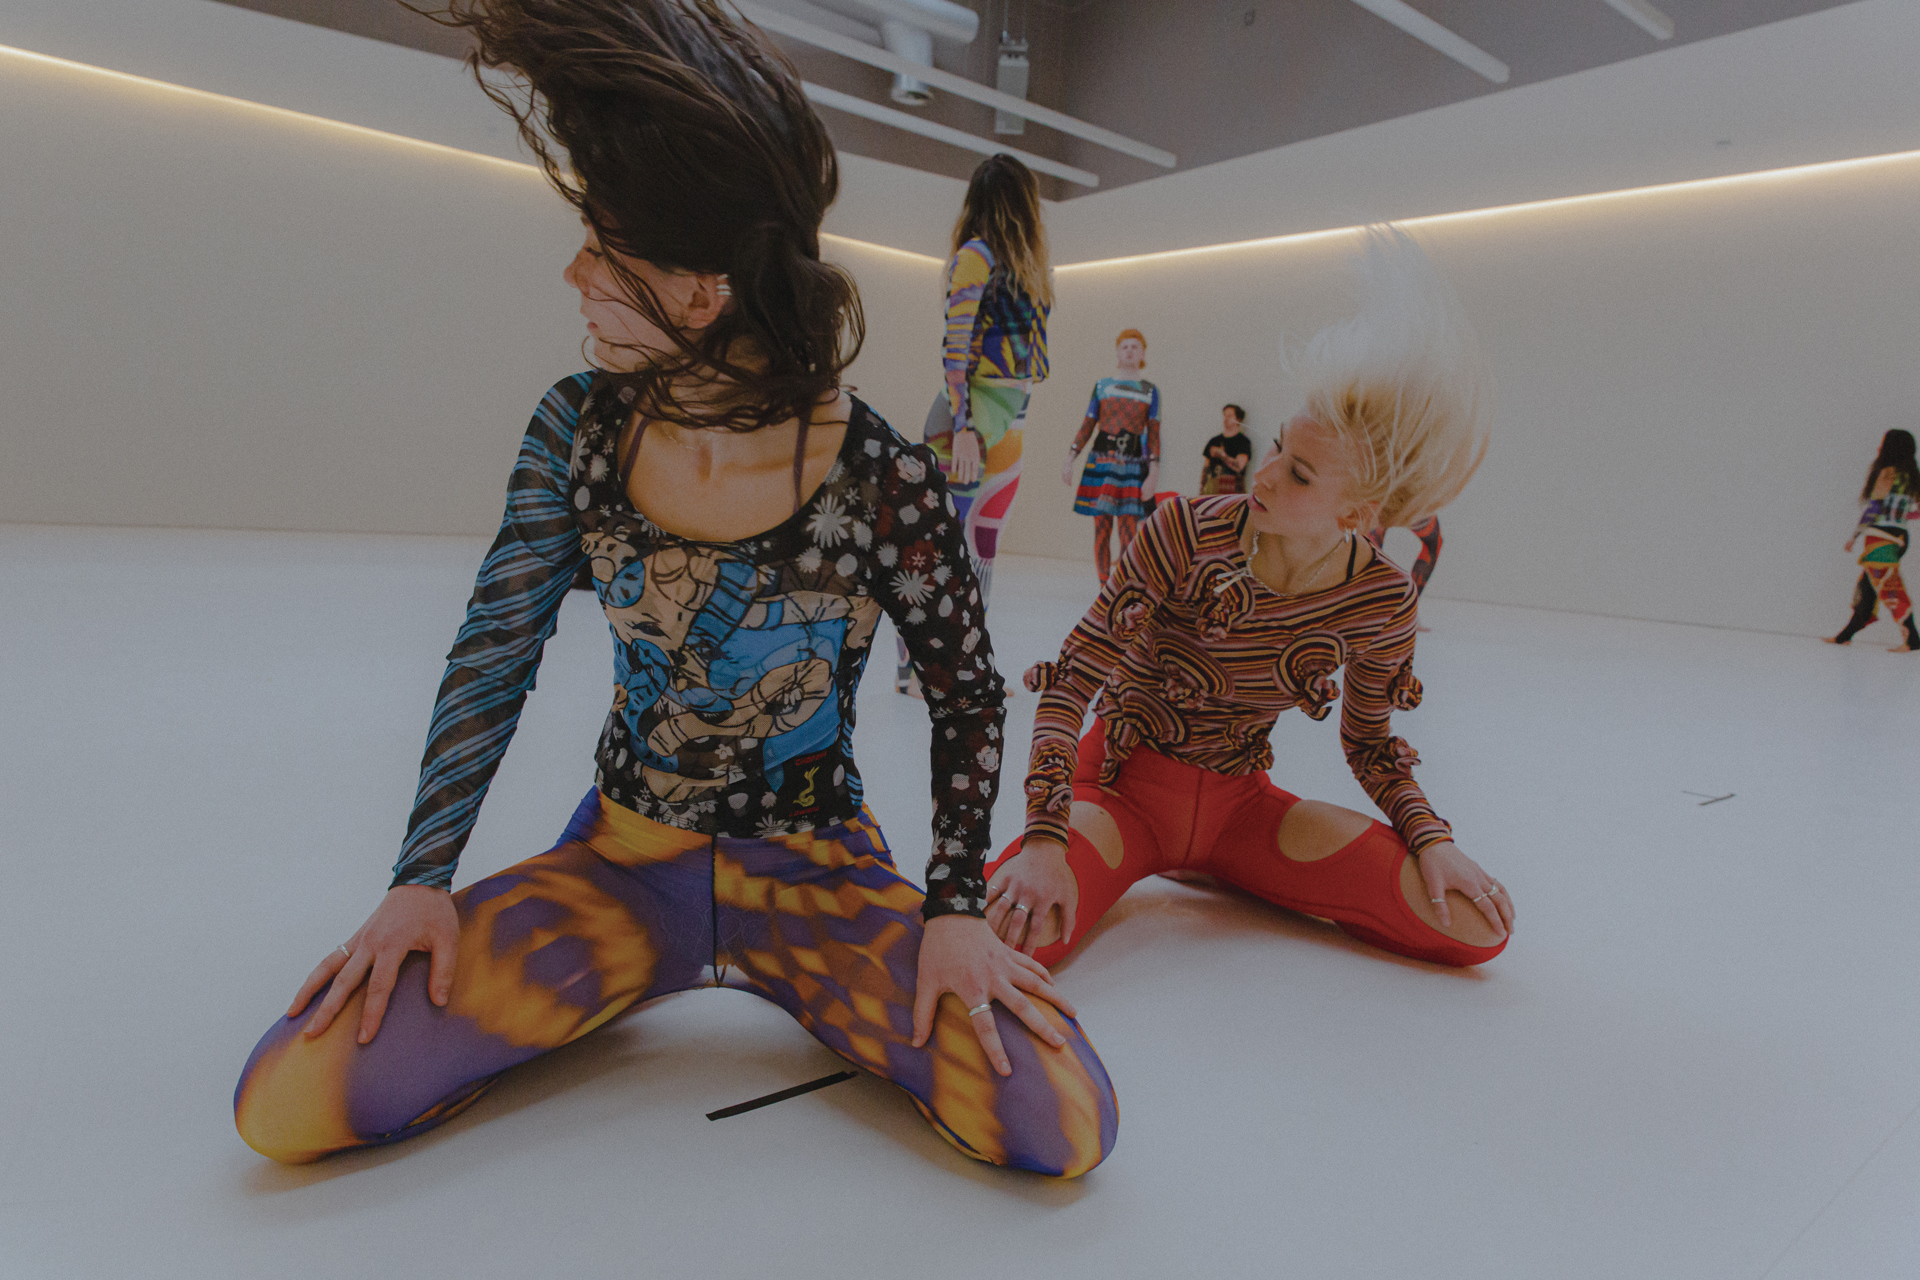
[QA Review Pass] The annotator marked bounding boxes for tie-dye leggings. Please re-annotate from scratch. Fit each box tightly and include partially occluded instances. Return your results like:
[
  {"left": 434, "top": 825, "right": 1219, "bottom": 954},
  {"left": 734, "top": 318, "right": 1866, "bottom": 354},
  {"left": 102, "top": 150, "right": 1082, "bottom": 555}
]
[{"left": 234, "top": 791, "right": 1117, "bottom": 1175}]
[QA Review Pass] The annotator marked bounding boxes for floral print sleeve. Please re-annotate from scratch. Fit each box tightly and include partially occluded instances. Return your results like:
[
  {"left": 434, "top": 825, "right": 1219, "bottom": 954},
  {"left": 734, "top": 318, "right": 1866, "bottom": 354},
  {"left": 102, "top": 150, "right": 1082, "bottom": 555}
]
[
  {"left": 870, "top": 432, "right": 1009, "bottom": 919},
  {"left": 1022, "top": 501, "right": 1197, "bottom": 847},
  {"left": 1339, "top": 585, "right": 1451, "bottom": 855},
  {"left": 390, "top": 374, "right": 592, "bottom": 890}
]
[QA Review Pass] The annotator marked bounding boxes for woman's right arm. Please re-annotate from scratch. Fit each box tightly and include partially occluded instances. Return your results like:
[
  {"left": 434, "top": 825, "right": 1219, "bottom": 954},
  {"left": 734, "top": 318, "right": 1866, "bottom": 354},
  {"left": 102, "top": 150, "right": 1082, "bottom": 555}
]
[
  {"left": 989, "top": 501, "right": 1195, "bottom": 950},
  {"left": 294, "top": 373, "right": 593, "bottom": 1042},
  {"left": 942, "top": 244, "right": 991, "bottom": 419}
]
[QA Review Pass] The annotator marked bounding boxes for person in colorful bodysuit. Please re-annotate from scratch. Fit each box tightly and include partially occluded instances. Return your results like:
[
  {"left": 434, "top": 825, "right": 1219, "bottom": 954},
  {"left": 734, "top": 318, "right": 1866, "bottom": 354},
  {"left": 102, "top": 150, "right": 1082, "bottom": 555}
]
[
  {"left": 1066, "top": 330, "right": 1160, "bottom": 584},
  {"left": 987, "top": 228, "right": 1513, "bottom": 972},
  {"left": 896, "top": 154, "right": 1051, "bottom": 696},
  {"left": 233, "top": 0, "right": 1115, "bottom": 1176},
  {"left": 1199, "top": 403, "right": 1252, "bottom": 496},
  {"left": 1829, "top": 427, "right": 1920, "bottom": 651}
]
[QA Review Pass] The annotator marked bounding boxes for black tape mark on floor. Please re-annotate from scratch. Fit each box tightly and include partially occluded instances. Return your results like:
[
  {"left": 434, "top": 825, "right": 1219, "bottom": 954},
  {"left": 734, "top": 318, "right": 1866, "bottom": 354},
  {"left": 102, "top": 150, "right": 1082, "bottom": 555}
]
[
  {"left": 706, "top": 1071, "right": 858, "bottom": 1121},
  {"left": 1682, "top": 791, "right": 1736, "bottom": 806}
]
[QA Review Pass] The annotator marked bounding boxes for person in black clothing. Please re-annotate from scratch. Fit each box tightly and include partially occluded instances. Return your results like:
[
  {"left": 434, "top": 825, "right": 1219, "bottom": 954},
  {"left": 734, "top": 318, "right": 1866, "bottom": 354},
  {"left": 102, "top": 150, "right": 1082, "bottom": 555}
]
[{"left": 1200, "top": 403, "right": 1253, "bottom": 495}]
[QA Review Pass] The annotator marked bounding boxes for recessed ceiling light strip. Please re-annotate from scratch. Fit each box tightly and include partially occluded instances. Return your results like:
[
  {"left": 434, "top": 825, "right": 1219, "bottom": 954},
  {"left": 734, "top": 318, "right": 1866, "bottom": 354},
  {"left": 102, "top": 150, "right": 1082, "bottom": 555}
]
[
  {"left": 1055, "top": 146, "right": 1920, "bottom": 272},
  {"left": 0, "top": 42, "right": 946, "bottom": 264}
]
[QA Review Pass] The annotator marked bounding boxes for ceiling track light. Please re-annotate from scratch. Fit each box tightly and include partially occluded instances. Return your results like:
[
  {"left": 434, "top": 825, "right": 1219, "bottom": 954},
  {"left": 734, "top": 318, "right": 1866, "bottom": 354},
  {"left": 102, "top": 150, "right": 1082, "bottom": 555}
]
[
  {"left": 1600, "top": 0, "right": 1675, "bottom": 41},
  {"left": 738, "top": 2, "right": 1175, "bottom": 168},
  {"left": 800, "top": 82, "right": 1100, "bottom": 186},
  {"left": 1345, "top": 0, "right": 1510, "bottom": 84}
]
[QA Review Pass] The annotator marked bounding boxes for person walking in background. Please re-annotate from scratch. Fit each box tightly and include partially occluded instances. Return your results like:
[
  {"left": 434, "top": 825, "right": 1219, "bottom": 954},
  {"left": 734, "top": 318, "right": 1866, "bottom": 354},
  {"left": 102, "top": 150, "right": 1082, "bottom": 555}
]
[
  {"left": 1830, "top": 427, "right": 1920, "bottom": 651},
  {"left": 1066, "top": 329, "right": 1159, "bottom": 583},
  {"left": 1199, "top": 403, "right": 1253, "bottom": 495},
  {"left": 898, "top": 154, "right": 1052, "bottom": 696}
]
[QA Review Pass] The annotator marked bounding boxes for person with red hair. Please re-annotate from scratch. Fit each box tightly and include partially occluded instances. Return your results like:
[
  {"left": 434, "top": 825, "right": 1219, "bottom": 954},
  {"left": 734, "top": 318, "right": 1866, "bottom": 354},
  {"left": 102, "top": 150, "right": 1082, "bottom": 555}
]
[{"left": 1065, "top": 329, "right": 1160, "bottom": 582}]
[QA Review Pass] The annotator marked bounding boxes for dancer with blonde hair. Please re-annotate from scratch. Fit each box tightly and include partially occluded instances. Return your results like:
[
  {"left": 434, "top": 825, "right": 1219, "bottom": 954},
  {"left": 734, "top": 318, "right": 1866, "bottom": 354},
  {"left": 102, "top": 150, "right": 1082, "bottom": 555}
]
[{"left": 987, "top": 227, "right": 1512, "bottom": 969}]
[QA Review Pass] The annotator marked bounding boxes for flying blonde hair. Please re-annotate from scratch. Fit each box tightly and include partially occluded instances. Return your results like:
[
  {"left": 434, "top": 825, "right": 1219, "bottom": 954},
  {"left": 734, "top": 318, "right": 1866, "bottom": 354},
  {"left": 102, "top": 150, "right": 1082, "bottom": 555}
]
[{"left": 1289, "top": 225, "right": 1491, "bottom": 528}]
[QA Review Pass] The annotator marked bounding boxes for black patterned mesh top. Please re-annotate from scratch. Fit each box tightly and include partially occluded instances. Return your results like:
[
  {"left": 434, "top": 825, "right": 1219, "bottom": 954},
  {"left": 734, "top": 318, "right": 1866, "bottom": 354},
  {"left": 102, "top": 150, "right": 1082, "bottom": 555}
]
[{"left": 391, "top": 373, "right": 1008, "bottom": 920}]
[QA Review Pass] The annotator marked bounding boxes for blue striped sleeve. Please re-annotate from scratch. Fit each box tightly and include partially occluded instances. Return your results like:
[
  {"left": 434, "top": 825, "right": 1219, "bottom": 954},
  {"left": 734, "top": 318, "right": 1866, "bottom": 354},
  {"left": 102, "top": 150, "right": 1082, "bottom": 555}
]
[{"left": 390, "top": 372, "right": 594, "bottom": 889}]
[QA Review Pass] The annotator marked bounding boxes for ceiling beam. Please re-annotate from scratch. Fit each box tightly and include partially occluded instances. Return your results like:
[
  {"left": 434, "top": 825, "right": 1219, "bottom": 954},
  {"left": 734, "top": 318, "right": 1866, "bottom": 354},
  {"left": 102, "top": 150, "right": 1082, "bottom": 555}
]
[
  {"left": 739, "top": 2, "right": 1176, "bottom": 168},
  {"left": 799, "top": 82, "right": 1100, "bottom": 187},
  {"left": 1599, "top": 0, "right": 1675, "bottom": 41},
  {"left": 1345, "top": 0, "right": 1510, "bottom": 84}
]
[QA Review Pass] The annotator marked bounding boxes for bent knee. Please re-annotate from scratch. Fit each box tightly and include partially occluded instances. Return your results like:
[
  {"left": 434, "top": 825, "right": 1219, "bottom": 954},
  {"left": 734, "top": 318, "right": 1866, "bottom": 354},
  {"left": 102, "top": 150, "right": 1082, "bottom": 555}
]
[{"left": 233, "top": 1024, "right": 359, "bottom": 1163}]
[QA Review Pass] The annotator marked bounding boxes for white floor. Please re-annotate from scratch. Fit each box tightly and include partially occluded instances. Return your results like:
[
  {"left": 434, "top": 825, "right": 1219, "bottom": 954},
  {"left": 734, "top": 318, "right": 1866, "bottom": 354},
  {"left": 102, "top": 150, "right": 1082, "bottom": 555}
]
[{"left": 2, "top": 524, "right": 1917, "bottom": 1280}]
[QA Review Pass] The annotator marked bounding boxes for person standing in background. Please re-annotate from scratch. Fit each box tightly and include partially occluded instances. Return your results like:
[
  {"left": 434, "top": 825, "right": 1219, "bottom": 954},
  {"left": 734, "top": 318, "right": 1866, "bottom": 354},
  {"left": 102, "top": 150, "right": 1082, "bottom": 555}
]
[
  {"left": 1066, "top": 329, "right": 1159, "bottom": 583},
  {"left": 1829, "top": 427, "right": 1920, "bottom": 651},
  {"left": 1200, "top": 403, "right": 1253, "bottom": 495},
  {"left": 899, "top": 154, "right": 1052, "bottom": 695}
]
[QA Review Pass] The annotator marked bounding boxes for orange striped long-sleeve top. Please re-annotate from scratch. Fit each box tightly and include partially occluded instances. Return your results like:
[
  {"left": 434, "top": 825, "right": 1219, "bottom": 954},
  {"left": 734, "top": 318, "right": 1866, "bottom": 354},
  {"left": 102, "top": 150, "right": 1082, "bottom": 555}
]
[{"left": 1022, "top": 495, "right": 1450, "bottom": 854}]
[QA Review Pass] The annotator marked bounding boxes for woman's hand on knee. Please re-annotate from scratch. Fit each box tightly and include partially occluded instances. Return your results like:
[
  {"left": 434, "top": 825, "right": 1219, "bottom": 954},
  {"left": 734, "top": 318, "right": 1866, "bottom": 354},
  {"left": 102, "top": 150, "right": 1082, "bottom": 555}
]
[
  {"left": 911, "top": 915, "right": 1074, "bottom": 1077},
  {"left": 1413, "top": 842, "right": 1513, "bottom": 939},
  {"left": 289, "top": 885, "right": 459, "bottom": 1045},
  {"left": 984, "top": 838, "right": 1077, "bottom": 955}
]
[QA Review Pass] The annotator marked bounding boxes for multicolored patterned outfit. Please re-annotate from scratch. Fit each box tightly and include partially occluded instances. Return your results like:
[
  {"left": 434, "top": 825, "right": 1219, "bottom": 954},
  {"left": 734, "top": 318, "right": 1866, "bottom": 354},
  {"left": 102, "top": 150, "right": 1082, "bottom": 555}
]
[
  {"left": 899, "top": 238, "right": 1048, "bottom": 690},
  {"left": 1071, "top": 376, "right": 1161, "bottom": 582},
  {"left": 1835, "top": 469, "right": 1917, "bottom": 646},
  {"left": 235, "top": 374, "right": 1117, "bottom": 1171},
  {"left": 993, "top": 495, "right": 1503, "bottom": 969}
]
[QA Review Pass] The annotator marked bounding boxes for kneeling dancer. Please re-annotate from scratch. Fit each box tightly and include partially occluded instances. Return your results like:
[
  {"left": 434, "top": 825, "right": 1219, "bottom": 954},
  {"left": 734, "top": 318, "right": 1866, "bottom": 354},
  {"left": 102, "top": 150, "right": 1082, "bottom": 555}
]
[
  {"left": 233, "top": 0, "right": 1114, "bottom": 1175},
  {"left": 987, "top": 228, "right": 1513, "bottom": 969}
]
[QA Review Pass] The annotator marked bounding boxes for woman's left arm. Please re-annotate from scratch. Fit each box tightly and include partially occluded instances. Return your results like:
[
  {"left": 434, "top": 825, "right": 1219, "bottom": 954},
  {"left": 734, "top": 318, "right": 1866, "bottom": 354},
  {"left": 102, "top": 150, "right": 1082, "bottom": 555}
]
[
  {"left": 869, "top": 434, "right": 1069, "bottom": 1073},
  {"left": 1341, "top": 589, "right": 1511, "bottom": 936}
]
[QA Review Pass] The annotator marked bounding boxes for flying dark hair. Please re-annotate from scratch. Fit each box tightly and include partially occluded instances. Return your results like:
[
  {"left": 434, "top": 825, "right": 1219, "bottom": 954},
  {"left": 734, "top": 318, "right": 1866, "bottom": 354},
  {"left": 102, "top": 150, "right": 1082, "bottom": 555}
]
[
  {"left": 1864, "top": 428, "right": 1920, "bottom": 498},
  {"left": 423, "top": 0, "right": 863, "bottom": 432},
  {"left": 1222, "top": 403, "right": 1246, "bottom": 423},
  {"left": 951, "top": 153, "right": 1052, "bottom": 310}
]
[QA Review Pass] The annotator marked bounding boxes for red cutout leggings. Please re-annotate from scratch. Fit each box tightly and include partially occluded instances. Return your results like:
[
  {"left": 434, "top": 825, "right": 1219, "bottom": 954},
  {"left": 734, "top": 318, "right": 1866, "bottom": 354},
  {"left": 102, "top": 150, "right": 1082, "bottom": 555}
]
[{"left": 988, "top": 726, "right": 1505, "bottom": 969}]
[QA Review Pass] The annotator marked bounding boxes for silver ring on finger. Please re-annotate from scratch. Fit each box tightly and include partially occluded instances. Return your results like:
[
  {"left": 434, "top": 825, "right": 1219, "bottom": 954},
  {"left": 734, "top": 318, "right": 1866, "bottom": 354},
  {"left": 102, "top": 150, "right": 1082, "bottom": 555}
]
[
  {"left": 1012, "top": 903, "right": 1031, "bottom": 915},
  {"left": 1472, "top": 892, "right": 1492, "bottom": 902},
  {"left": 336, "top": 942, "right": 352, "bottom": 956},
  {"left": 968, "top": 1002, "right": 993, "bottom": 1017}
]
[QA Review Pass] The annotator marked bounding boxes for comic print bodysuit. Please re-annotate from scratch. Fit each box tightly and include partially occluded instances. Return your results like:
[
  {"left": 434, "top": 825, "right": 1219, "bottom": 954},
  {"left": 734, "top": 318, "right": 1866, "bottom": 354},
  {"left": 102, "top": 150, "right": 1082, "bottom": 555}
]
[{"left": 390, "top": 373, "right": 1007, "bottom": 920}]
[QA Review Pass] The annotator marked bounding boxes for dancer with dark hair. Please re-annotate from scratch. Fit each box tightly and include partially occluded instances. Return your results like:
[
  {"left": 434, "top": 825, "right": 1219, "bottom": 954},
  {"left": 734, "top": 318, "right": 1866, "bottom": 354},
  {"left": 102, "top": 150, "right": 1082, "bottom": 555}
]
[
  {"left": 988, "top": 229, "right": 1511, "bottom": 973},
  {"left": 234, "top": 0, "right": 1115, "bottom": 1176},
  {"left": 897, "top": 153, "right": 1051, "bottom": 696},
  {"left": 1830, "top": 428, "right": 1920, "bottom": 651},
  {"left": 1199, "top": 404, "right": 1252, "bottom": 496},
  {"left": 1066, "top": 330, "right": 1160, "bottom": 583}
]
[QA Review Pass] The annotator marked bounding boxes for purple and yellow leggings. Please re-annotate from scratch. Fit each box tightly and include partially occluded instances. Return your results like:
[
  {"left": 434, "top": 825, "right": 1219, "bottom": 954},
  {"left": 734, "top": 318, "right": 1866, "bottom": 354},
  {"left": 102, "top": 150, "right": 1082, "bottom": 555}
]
[{"left": 235, "top": 791, "right": 1117, "bottom": 1175}]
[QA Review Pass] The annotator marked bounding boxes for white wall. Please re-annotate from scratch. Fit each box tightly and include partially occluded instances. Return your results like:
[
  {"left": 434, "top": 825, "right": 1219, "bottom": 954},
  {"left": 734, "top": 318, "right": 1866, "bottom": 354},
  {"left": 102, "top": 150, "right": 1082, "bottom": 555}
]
[
  {"left": 0, "top": 7, "right": 943, "bottom": 537},
  {"left": 1009, "top": 154, "right": 1920, "bottom": 638},
  {"left": 5, "top": 0, "right": 1919, "bottom": 637}
]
